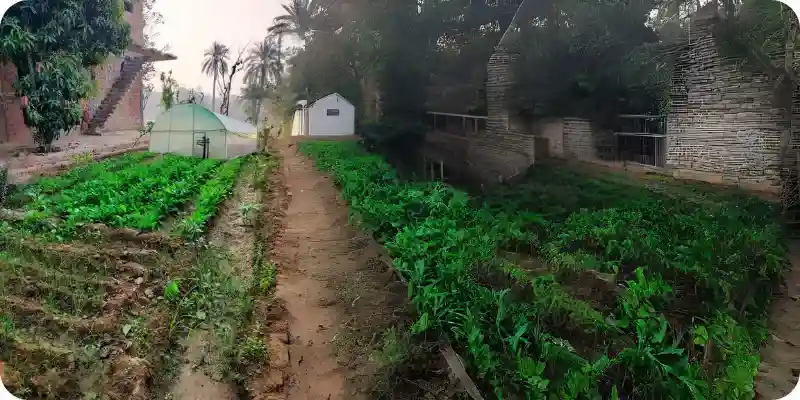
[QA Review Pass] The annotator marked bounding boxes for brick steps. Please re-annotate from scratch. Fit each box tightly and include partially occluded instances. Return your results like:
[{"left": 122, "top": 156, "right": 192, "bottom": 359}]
[{"left": 86, "top": 56, "right": 147, "bottom": 135}]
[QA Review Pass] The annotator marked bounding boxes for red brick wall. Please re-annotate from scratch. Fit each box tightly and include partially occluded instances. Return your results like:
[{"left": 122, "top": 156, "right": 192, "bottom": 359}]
[
  {"left": 90, "top": 56, "right": 143, "bottom": 132},
  {"left": 0, "top": 64, "right": 32, "bottom": 145},
  {"left": 103, "top": 76, "right": 143, "bottom": 132},
  {"left": 125, "top": 0, "right": 145, "bottom": 46}
]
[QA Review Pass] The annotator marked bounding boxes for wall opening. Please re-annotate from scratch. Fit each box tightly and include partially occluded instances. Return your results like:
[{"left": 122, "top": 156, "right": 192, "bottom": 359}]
[{"left": 613, "top": 114, "right": 667, "bottom": 167}]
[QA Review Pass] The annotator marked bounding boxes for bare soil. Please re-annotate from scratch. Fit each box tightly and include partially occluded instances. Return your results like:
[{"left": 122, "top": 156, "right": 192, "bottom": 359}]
[
  {"left": 255, "top": 139, "right": 426, "bottom": 399},
  {"left": 2, "top": 130, "right": 147, "bottom": 184},
  {"left": 756, "top": 240, "right": 800, "bottom": 399},
  {"left": 0, "top": 230, "right": 182, "bottom": 399}
]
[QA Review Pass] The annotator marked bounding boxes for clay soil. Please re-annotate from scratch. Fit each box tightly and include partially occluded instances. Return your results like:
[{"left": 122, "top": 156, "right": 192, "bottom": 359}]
[
  {"left": 0, "top": 229, "right": 188, "bottom": 399},
  {"left": 756, "top": 240, "right": 800, "bottom": 399},
  {"left": 250, "top": 139, "right": 450, "bottom": 399}
]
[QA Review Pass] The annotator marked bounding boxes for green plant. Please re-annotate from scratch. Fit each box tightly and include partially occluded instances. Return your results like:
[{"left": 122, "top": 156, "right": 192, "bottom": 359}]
[
  {"left": 237, "top": 335, "right": 266, "bottom": 363},
  {"left": 258, "top": 261, "right": 277, "bottom": 293},
  {"left": 70, "top": 151, "right": 94, "bottom": 166},
  {"left": 297, "top": 139, "right": 784, "bottom": 398},
  {"left": 0, "top": 314, "right": 14, "bottom": 338},
  {"left": 177, "top": 157, "right": 246, "bottom": 239},
  {"left": 164, "top": 279, "right": 181, "bottom": 302},
  {"left": 21, "top": 153, "right": 219, "bottom": 236},
  {"left": 239, "top": 203, "right": 259, "bottom": 226}
]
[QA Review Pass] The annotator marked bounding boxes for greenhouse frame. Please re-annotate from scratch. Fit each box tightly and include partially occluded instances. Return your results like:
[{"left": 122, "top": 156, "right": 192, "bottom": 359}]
[{"left": 148, "top": 103, "right": 257, "bottom": 159}]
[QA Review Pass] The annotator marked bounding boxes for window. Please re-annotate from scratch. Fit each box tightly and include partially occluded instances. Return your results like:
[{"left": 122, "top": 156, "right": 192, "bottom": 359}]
[
  {"left": 326, "top": 109, "right": 340, "bottom": 116},
  {"left": 124, "top": 0, "right": 133, "bottom": 13}
]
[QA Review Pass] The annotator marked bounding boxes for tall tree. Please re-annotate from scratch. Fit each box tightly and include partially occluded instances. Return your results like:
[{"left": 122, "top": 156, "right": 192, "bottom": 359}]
[
  {"left": 0, "top": 0, "right": 131, "bottom": 151},
  {"left": 242, "top": 82, "right": 270, "bottom": 123},
  {"left": 244, "top": 39, "right": 280, "bottom": 122},
  {"left": 245, "top": 40, "right": 281, "bottom": 88},
  {"left": 201, "top": 41, "right": 230, "bottom": 112},
  {"left": 271, "top": 0, "right": 323, "bottom": 43},
  {"left": 219, "top": 46, "right": 247, "bottom": 116},
  {"left": 267, "top": 20, "right": 290, "bottom": 83}
]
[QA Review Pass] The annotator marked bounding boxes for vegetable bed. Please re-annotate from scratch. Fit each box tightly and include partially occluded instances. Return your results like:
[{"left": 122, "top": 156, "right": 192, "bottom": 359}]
[
  {"left": 30, "top": 151, "right": 155, "bottom": 196},
  {"left": 5, "top": 153, "right": 251, "bottom": 237},
  {"left": 298, "top": 140, "right": 787, "bottom": 399},
  {"left": 177, "top": 156, "right": 247, "bottom": 239}
]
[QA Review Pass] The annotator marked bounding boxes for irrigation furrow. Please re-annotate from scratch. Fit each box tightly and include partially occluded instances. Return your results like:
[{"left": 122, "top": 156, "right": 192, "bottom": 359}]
[{"left": 2, "top": 295, "right": 121, "bottom": 333}]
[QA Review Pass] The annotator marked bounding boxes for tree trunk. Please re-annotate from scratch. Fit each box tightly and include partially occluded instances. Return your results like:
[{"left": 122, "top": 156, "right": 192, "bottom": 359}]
[
  {"left": 277, "top": 34, "right": 283, "bottom": 85},
  {"left": 211, "top": 72, "right": 217, "bottom": 111}
]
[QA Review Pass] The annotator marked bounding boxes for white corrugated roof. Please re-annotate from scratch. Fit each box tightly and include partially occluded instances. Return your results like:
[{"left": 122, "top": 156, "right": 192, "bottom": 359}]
[{"left": 213, "top": 111, "right": 258, "bottom": 136}]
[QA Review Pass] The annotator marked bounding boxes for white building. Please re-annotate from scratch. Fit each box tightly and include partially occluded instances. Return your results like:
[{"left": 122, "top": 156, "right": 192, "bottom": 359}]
[{"left": 291, "top": 93, "right": 355, "bottom": 136}]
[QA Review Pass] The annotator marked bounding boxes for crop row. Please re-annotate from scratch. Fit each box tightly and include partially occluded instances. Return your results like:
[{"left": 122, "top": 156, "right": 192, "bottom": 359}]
[
  {"left": 299, "top": 141, "right": 778, "bottom": 399},
  {"left": 484, "top": 165, "right": 785, "bottom": 398},
  {"left": 177, "top": 156, "right": 247, "bottom": 239},
  {"left": 24, "top": 154, "right": 219, "bottom": 231},
  {"left": 121, "top": 158, "right": 221, "bottom": 230},
  {"left": 299, "top": 141, "right": 590, "bottom": 397},
  {"left": 30, "top": 151, "right": 155, "bottom": 195}
]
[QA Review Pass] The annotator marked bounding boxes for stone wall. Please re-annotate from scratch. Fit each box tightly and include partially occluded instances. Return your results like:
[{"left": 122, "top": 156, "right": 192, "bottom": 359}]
[
  {"left": 527, "top": 116, "right": 615, "bottom": 162},
  {"left": 666, "top": 11, "right": 786, "bottom": 192},
  {"left": 561, "top": 118, "right": 617, "bottom": 161}
]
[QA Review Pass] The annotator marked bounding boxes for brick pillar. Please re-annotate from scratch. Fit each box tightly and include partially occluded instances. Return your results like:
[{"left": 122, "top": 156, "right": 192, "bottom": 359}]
[
  {"left": 468, "top": 45, "right": 534, "bottom": 184},
  {"left": 486, "top": 46, "right": 517, "bottom": 137}
]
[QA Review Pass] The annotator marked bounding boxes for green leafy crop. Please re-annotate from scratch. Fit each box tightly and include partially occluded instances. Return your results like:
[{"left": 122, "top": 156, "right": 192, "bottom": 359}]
[{"left": 299, "top": 140, "right": 786, "bottom": 399}]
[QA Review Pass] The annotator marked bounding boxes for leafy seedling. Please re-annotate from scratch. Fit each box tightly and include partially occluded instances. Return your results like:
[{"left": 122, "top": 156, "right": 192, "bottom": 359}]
[{"left": 165, "top": 279, "right": 181, "bottom": 302}]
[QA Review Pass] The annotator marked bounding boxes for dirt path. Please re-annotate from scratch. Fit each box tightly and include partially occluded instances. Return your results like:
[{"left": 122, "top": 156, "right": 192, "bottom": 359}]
[
  {"left": 267, "top": 139, "right": 408, "bottom": 399},
  {"left": 757, "top": 240, "right": 800, "bottom": 399}
]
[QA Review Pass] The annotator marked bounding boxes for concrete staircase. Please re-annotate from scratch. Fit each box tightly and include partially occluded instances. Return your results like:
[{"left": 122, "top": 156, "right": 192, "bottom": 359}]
[{"left": 86, "top": 55, "right": 147, "bottom": 135}]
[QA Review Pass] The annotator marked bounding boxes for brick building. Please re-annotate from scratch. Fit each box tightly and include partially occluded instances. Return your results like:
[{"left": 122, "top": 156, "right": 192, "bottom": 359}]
[{"left": 0, "top": 0, "right": 175, "bottom": 145}]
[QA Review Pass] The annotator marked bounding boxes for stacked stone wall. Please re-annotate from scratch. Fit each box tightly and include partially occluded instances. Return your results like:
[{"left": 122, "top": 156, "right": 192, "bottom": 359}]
[{"left": 666, "top": 15, "right": 785, "bottom": 191}]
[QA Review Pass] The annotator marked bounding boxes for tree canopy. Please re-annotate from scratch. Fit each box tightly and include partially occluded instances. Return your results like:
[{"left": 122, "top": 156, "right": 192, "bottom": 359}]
[
  {"left": 0, "top": 0, "right": 131, "bottom": 149},
  {"left": 275, "top": 0, "right": 799, "bottom": 127}
]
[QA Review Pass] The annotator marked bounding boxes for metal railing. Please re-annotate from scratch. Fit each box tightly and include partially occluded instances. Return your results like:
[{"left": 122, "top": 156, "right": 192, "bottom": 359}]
[
  {"left": 614, "top": 114, "right": 668, "bottom": 168},
  {"left": 425, "top": 111, "right": 488, "bottom": 136}
]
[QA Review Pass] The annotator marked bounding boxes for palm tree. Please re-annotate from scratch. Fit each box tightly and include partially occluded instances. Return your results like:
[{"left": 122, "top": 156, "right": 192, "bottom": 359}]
[
  {"left": 243, "top": 39, "right": 281, "bottom": 122},
  {"left": 269, "top": 0, "right": 322, "bottom": 43},
  {"left": 244, "top": 39, "right": 281, "bottom": 87},
  {"left": 267, "top": 20, "right": 290, "bottom": 83},
  {"left": 201, "top": 41, "right": 230, "bottom": 111},
  {"left": 242, "top": 82, "right": 270, "bottom": 124}
]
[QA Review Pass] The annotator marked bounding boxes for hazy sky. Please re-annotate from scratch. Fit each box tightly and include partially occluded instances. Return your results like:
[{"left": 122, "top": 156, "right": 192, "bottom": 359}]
[{"left": 148, "top": 0, "right": 288, "bottom": 97}]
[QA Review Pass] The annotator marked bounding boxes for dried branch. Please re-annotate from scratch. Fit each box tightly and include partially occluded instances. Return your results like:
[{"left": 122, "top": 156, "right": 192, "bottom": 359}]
[{"left": 220, "top": 43, "right": 249, "bottom": 115}]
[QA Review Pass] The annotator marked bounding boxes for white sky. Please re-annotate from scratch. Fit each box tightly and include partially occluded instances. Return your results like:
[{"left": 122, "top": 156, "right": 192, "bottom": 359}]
[{"left": 148, "top": 0, "right": 291, "bottom": 97}]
